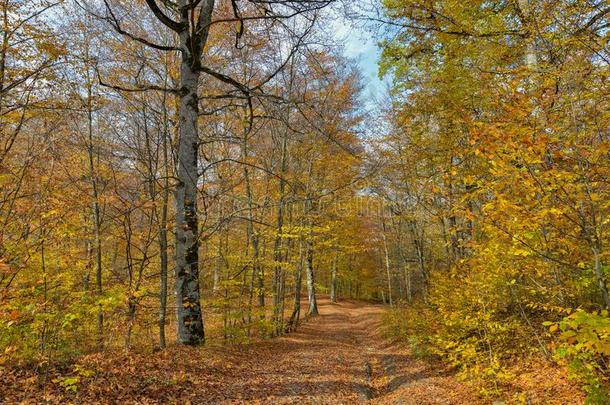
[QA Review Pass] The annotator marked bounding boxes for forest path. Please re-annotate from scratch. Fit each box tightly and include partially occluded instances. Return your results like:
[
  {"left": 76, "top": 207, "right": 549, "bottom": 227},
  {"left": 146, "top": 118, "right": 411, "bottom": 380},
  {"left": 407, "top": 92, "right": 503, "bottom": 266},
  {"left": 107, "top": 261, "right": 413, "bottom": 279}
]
[
  {"left": 3, "top": 297, "right": 480, "bottom": 404},
  {"left": 191, "top": 297, "right": 479, "bottom": 404}
]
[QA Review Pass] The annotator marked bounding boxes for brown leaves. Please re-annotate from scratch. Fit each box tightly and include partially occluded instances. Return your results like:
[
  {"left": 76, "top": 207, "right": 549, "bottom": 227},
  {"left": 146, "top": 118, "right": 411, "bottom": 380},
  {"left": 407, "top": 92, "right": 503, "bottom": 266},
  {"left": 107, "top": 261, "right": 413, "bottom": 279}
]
[{"left": 0, "top": 298, "right": 587, "bottom": 404}]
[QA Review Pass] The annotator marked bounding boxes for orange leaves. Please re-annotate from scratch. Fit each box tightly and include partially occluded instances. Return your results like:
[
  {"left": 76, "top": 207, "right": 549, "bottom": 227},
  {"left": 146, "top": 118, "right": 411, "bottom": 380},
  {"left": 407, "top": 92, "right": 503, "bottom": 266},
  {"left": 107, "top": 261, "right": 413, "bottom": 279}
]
[{"left": 0, "top": 261, "right": 10, "bottom": 274}]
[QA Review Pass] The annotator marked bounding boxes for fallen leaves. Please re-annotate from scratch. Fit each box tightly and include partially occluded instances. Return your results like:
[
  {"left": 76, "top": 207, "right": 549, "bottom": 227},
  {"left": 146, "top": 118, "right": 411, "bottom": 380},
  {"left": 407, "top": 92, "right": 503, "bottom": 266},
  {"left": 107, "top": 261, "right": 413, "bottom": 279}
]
[{"left": 0, "top": 298, "right": 585, "bottom": 404}]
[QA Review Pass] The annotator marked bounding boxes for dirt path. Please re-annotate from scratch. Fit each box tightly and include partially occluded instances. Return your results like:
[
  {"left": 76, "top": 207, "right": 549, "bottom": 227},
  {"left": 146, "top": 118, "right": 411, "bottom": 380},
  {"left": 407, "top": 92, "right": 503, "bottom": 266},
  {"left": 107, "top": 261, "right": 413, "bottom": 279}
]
[
  {"left": 2, "top": 297, "right": 480, "bottom": 404},
  {"left": 206, "top": 297, "right": 480, "bottom": 404},
  {"left": 206, "top": 297, "right": 479, "bottom": 404}
]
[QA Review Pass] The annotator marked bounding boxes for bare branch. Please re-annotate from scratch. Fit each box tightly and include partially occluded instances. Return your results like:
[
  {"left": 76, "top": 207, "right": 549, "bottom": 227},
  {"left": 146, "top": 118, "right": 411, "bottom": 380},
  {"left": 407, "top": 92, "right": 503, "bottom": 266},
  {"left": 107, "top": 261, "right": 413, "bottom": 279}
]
[
  {"left": 102, "top": 0, "right": 181, "bottom": 52},
  {"left": 144, "top": 0, "right": 184, "bottom": 32},
  {"left": 96, "top": 68, "right": 179, "bottom": 94}
]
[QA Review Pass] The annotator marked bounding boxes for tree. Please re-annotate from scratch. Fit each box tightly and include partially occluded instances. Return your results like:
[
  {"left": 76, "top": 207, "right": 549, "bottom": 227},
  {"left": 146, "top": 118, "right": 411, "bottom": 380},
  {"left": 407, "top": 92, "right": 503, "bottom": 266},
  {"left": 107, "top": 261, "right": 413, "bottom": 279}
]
[
  {"left": 86, "top": 0, "right": 334, "bottom": 345},
  {"left": 375, "top": 0, "right": 610, "bottom": 395}
]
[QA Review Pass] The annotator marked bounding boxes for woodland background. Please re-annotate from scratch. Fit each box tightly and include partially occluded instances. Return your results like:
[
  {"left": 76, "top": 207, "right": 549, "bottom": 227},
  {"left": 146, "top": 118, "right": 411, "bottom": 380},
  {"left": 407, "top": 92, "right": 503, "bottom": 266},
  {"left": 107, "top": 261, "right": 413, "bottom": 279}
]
[{"left": 0, "top": 0, "right": 609, "bottom": 402}]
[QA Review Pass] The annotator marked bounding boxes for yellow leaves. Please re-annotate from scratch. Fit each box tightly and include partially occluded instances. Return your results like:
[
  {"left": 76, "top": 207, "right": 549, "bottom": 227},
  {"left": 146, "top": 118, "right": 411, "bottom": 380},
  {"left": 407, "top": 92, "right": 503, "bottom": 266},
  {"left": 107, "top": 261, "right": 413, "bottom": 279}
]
[
  {"left": 0, "top": 345, "right": 18, "bottom": 364},
  {"left": 544, "top": 208, "right": 563, "bottom": 216},
  {"left": 376, "top": 0, "right": 610, "bottom": 399},
  {"left": 512, "top": 247, "right": 531, "bottom": 257},
  {"left": 597, "top": 142, "right": 610, "bottom": 155},
  {"left": 182, "top": 300, "right": 195, "bottom": 309}
]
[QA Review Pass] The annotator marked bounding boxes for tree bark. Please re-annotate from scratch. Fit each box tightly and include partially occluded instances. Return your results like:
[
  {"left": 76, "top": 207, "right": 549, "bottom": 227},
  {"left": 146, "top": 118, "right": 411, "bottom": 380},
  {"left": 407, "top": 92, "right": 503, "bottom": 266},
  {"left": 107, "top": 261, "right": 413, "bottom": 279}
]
[
  {"left": 272, "top": 128, "right": 289, "bottom": 335},
  {"left": 409, "top": 219, "right": 429, "bottom": 298},
  {"left": 173, "top": 38, "right": 204, "bottom": 345},
  {"left": 592, "top": 244, "right": 610, "bottom": 309},
  {"left": 330, "top": 255, "right": 338, "bottom": 303},
  {"left": 305, "top": 223, "right": 318, "bottom": 316},
  {"left": 517, "top": 0, "right": 538, "bottom": 71},
  {"left": 241, "top": 112, "right": 264, "bottom": 321},
  {"left": 288, "top": 235, "right": 304, "bottom": 331},
  {"left": 381, "top": 218, "right": 393, "bottom": 307},
  {"left": 84, "top": 59, "right": 104, "bottom": 347},
  {"left": 158, "top": 94, "right": 170, "bottom": 348}
]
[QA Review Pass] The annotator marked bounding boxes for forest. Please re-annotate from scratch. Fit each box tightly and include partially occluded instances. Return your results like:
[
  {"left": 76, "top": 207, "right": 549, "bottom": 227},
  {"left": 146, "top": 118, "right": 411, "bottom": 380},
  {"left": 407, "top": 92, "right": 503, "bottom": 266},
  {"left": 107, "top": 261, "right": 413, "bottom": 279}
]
[{"left": 0, "top": 0, "right": 608, "bottom": 403}]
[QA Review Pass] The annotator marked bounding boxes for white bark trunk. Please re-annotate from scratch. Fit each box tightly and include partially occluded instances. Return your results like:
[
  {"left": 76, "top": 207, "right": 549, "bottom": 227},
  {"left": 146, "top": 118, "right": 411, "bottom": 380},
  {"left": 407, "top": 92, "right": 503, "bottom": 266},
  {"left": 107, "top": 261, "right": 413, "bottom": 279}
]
[{"left": 174, "top": 46, "right": 204, "bottom": 345}]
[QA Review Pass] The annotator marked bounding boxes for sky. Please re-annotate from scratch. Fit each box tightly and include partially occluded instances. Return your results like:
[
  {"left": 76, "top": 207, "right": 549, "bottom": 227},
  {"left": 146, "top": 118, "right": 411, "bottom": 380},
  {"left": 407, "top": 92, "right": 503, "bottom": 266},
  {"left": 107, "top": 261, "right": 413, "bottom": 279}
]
[{"left": 330, "top": 15, "right": 389, "bottom": 110}]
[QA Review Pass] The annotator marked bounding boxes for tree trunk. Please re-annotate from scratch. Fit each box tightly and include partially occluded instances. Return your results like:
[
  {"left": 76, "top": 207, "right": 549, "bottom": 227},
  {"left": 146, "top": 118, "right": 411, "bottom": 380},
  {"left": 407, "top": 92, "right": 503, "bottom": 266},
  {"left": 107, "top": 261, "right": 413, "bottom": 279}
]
[
  {"left": 409, "top": 219, "right": 429, "bottom": 297},
  {"left": 173, "top": 47, "right": 204, "bottom": 345},
  {"left": 330, "top": 255, "right": 338, "bottom": 303},
  {"left": 158, "top": 210, "right": 168, "bottom": 348},
  {"left": 213, "top": 232, "right": 221, "bottom": 293},
  {"left": 304, "top": 159, "right": 318, "bottom": 316},
  {"left": 241, "top": 109, "right": 265, "bottom": 323},
  {"left": 404, "top": 265, "right": 412, "bottom": 303},
  {"left": 592, "top": 245, "right": 610, "bottom": 309},
  {"left": 517, "top": 0, "right": 538, "bottom": 71},
  {"left": 272, "top": 129, "right": 289, "bottom": 335},
  {"left": 156, "top": 66, "right": 172, "bottom": 349},
  {"left": 85, "top": 65, "right": 103, "bottom": 347},
  {"left": 287, "top": 236, "right": 304, "bottom": 331},
  {"left": 125, "top": 298, "right": 136, "bottom": 350},
  {"left": 305, "top": 233, "right": 318, "bottom": 316},
  {"left": 381, "top": 218, "right": 393, "bottom": 307}
]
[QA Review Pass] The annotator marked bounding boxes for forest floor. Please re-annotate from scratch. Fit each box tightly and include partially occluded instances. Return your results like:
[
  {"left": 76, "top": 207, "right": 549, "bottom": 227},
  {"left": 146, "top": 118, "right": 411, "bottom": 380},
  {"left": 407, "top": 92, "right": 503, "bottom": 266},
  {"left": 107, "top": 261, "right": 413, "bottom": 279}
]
[{"left": 2, "top": 297, "right": 583, "bottom": 404}]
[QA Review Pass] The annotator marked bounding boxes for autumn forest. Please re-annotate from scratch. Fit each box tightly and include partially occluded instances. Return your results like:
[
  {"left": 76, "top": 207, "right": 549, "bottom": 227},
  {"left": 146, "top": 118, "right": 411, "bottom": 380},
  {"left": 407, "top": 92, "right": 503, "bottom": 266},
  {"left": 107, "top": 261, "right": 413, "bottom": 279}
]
[{"left": 1, "top": 0, "right": 609, "bottom": 403}]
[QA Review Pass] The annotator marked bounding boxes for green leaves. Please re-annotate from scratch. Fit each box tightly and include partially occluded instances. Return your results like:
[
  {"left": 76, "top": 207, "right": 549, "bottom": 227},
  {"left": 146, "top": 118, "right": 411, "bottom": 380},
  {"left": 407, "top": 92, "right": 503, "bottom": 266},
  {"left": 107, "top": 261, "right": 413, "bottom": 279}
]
[
  {"left": 52, "top": 364, "right": 95, "bottom": 393},
  {"left": 550, "top": 310, "right": 610, "bottom": 400}
]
